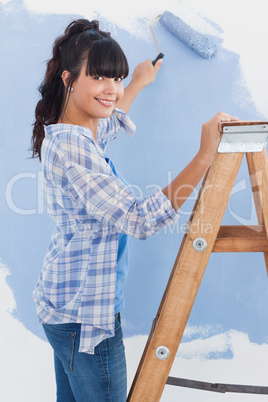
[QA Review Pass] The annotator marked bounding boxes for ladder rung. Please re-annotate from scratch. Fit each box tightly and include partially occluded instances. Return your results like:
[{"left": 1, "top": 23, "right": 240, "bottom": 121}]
[
  {"left": 212, "top": 237, "right": 268, "bottom": 252},
  {"left": 217, "top": 225, "right": 266, "bottom": 238}
]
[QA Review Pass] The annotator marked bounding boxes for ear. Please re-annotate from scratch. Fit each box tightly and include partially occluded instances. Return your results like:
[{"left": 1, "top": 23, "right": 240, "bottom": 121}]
[{"left": 61, "top": 70, "right": 72, "bottom": 89}]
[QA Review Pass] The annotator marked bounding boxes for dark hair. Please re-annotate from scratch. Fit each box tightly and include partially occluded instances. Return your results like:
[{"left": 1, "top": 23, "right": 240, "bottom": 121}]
[{"left": 31, "top": 19, "right": 129, "bottom": 160}]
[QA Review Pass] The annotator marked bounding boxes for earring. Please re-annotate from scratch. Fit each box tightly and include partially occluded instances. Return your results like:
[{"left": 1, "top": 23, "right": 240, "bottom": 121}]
[{"left": 68, "top": 87, "right": 74, "bottom": 92}]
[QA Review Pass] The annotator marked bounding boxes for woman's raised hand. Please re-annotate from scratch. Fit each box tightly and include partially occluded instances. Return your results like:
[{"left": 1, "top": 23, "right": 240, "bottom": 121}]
[
  {"left": 116, "top": 59, "right": 163, "bottom": 113},
  {"left": 131, "top": 58, "right": 163, "bottom": 89}
]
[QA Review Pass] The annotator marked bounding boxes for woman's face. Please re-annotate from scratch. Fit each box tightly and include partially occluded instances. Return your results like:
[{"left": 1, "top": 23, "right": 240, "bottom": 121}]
[{"left": 63, "top": 62, "right": 124, "bottom": 130}]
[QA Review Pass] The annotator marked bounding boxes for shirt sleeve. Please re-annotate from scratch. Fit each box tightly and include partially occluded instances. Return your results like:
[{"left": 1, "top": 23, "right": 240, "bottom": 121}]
[
  {"left": 56, "top": 134, "right": 179, "bottom": 240},
  {"left": 97, "top": 108, "right": 136, "bottom": 151}
]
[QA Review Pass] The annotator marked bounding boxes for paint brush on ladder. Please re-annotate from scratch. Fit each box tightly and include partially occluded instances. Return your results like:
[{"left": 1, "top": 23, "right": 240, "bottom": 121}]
[{"left": 151, "top": 10, "right": 217, "bottom": 65}]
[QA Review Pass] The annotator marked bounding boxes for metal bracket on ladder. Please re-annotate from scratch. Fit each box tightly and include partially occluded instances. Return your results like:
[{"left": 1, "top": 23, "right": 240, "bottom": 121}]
[
  {"left": 218, "top": 121, "right": 268, "bottom": 153},
  {"left": 128, "top": 120, "right": 268, "bottom": 401}
]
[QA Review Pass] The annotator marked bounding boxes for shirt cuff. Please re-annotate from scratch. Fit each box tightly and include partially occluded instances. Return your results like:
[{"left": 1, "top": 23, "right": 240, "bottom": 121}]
[
  {"left": 113, "top": 108, "right": 136, "bottom": 137},
  {"left": 142, "top": 189, "right": 179, "bottom": 235}
]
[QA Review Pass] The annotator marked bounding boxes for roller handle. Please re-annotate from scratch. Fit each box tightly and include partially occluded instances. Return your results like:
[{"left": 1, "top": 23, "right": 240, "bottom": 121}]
[{"left": 152, "top": 52, "right": 164, "bottom": 66}]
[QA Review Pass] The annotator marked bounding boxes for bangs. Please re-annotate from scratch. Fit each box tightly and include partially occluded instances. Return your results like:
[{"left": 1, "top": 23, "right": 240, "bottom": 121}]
[{"left": 86, "top": 37, "right": 129, "bottom": 79}]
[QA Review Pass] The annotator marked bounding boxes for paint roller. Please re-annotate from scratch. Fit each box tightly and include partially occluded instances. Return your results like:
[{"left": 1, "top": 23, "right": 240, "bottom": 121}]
[{"left": 151, "top": 10, "right": 217, "bottom": 65}]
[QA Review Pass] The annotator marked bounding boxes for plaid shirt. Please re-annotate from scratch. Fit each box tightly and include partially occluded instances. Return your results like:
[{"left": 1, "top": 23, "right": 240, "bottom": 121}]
[{"left": 33, "top": 108, "right": 179, "bottom": 354}]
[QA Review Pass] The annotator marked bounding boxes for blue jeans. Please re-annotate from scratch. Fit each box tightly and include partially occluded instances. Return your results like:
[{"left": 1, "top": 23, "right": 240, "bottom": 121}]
[{"left": 42, "top": 314, "right": 127, "bottom": 401}]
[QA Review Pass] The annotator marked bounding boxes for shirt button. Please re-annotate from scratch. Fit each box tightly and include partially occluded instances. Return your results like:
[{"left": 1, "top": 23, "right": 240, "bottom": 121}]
[{"left": 144, "top": 222, "right": 152, "bottom": 229}]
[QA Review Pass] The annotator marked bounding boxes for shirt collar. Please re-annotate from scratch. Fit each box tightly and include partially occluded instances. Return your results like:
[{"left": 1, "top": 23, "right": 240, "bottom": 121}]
[{"left": 44, "top": 123, "right": 105, "bottom": 156}]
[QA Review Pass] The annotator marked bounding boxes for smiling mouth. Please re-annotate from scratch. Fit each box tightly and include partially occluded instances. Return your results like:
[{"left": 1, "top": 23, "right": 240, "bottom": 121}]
[{"left": 95, "top": 98, "right": 115, "bottom": 107}]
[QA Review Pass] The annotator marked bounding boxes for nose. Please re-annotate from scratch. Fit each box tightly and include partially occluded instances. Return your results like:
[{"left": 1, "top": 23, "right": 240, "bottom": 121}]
[{"left": 103, "top": 78, "right": 116, "bottom": 95}]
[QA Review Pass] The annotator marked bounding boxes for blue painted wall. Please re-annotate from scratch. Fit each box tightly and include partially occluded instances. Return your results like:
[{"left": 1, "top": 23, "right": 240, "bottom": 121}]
[{"left": 1, "top": 0, "right": 267, "bottom": 353}]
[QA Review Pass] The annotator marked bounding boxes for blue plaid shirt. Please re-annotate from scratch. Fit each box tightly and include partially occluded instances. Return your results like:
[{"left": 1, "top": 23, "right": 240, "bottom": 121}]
[{"left": 33, "top": 108, "right": 179, "bottom": 354}]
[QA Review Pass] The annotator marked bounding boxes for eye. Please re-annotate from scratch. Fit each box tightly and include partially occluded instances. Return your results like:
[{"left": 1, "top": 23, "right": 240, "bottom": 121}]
[
  {"left": 115, "top": 77, "right": 123, "bottom": 82},
  {"left": 93, "top": 76, "right": 104, "bottom": 81}
]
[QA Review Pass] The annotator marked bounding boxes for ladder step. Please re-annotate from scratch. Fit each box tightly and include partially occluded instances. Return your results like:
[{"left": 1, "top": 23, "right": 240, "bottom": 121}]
[
  {"left": 166, "top": 376, "right": 268, "bottom": 394},
  {"left": 217, "top": 225, "right": 266, "bottom": 238},
  {"left": 213, "top": 237, "right": 268, "bottom": 252}
]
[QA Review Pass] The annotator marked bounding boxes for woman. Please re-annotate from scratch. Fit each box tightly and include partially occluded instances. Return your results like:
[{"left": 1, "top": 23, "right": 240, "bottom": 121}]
[{"left": 31, "top": 18, "right": 238, "bottom": 401}]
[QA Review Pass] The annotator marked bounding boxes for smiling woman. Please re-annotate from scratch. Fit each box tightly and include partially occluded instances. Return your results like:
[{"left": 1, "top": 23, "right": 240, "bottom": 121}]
[
  {"left": 31, "top": 19, "right": 129, "bottom": 159},
  {"left": 60, "top": 66, "right": 125, "bottom": 136},
  {"left": 30, "top": 16, "right": 237, "bottom": 402},
  {"left": 30, "top": 18, "right": 167, "bottom": 402}
]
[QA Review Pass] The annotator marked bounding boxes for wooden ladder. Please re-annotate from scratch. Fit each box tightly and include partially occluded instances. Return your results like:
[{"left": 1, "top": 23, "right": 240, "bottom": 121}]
[{"left": 128, "top": 120, "right": 268, "bottom": 401}]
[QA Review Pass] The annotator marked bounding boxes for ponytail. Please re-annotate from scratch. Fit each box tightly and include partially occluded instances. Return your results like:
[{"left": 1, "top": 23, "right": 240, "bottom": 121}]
[{"left": 31, "top": 39, "right": 64, "bottom": 160}]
